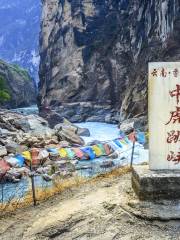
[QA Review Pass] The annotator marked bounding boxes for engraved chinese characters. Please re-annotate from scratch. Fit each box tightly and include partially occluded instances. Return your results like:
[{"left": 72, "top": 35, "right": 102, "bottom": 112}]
[
  {"left": 166, "top": 82, "right": 180, "bottom": 164},
  {"left": 149, "top": 62, "right": 180, "bottom": 170}
]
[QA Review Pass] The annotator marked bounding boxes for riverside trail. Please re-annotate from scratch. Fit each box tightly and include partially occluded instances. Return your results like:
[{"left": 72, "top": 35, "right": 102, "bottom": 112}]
[{"left": 0, "top": 169, "right": 179, "bottom": 240}]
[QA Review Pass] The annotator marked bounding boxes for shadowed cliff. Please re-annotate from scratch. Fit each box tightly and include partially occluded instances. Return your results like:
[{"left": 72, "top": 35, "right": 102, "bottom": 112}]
[
  {"left": 0, "top": 60, "right": 36, "bottom": 108},
  {"left": 38, "top": 0, "right": 180, "bottom": 124}
]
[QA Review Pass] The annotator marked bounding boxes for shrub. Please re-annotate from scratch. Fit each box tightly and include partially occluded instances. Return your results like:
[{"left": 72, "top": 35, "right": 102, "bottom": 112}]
[{"left": 0, "top": 76, "right": 10, "bottom": 102}]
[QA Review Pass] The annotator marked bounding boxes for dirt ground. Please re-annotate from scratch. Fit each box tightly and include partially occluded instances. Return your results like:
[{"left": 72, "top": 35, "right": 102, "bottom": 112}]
[{"left": 0, "top": 169, "right": 180, "bottom": 240}]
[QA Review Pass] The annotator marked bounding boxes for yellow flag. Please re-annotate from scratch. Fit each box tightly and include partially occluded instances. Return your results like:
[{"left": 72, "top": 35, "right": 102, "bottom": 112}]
[{"left": 59, "top": 148, "right": 68, "bottom": 158}]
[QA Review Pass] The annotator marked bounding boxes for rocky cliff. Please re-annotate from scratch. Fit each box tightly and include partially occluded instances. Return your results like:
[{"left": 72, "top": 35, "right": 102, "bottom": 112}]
[
  {"left": 39, "top": 0, "right": 180, "bottom": 124},
  {"left": 0, "top": 60, "right": 36, "bottom": 108}
]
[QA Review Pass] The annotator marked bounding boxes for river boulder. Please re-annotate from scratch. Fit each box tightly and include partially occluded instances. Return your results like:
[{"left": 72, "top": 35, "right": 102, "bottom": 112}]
[
  {"left": 56, "top": 128, "right": 85, "bottom": 146},
  {"left": 54, "top": 118, "right": 90, "bottom": 137}
]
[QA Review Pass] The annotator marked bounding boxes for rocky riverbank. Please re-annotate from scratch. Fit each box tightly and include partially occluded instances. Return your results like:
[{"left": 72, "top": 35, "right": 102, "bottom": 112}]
[
  {"left": 39, "top": 102, "right": 119, "bottom": 127},
  {"left": 0, "top": 108, "right": 148, "bottom": 185},
  {"left": 0, "top": 109, "right": 87, "bottom": 148},
  {"left": 0, "top": 109, "right": 90, "bottom": 182}
]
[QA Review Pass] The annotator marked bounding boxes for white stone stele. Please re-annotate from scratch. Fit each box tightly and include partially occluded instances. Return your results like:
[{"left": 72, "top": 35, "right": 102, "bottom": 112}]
[{"left": 148, "top": 62, "right": 180, "bottom": 170}]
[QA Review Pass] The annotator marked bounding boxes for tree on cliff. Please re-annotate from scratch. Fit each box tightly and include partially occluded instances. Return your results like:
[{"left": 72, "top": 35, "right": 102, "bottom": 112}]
[{"left": 0, "top": 76, "right": 10, "bottom": 102}]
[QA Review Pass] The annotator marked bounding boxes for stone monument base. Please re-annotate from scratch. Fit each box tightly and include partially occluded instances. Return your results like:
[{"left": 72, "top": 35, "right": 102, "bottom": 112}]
[{"left": 132, "top": 165, "right": 180, "bottom": 200}]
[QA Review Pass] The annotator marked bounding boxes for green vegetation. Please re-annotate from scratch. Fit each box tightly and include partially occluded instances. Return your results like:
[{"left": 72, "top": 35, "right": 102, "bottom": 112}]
[
  {"left": 0, "top": 60, "right": 30, "bottom": 81},
  {"left": 12, "top": 64, "right": 30, "bottom": 81},
  {"left": 0, "top": 76, "right": 10, "bottom": 102}
]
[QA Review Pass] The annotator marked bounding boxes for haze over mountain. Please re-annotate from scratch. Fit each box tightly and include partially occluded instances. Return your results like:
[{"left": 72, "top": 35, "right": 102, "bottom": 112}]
[{"left": 0, "top": 0, "right": 41, "bottom": 84}]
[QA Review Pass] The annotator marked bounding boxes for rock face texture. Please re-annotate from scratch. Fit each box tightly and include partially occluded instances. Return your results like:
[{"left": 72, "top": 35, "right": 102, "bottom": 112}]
[
  {"left": 0, "top": 60, "right": 36, "bottom": 108},
  {"left": 39, "top": 0, "right": 180, "bottom": 124},
  {"left": 132, "top": 165, "right": 180, "bottom": 200}
]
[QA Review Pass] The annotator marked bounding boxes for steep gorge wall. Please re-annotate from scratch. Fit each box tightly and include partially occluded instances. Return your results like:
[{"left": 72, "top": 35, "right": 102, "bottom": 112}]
[
  {"left": 39, "top": 0, "right": 180, "bottom": 124},
  {"left": 0, "top": 60, "right": 36, "bottom": 108}
]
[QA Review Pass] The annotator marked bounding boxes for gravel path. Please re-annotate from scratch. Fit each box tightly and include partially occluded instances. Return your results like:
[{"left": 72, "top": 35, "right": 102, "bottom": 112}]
[{"left": 0, "top": 169, "right": 180, "bottom": 240}]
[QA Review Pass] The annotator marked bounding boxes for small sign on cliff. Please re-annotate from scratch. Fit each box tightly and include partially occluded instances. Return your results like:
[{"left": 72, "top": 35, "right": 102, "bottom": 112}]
[{"left": 149, "top": 62, "right": 180, "bottom": 170}]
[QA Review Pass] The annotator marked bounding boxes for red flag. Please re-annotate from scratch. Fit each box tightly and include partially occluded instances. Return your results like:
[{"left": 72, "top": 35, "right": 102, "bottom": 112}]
[
  {"left": 0, "top": 159, "right": 10, "bottom": 177},
  {"left": 128, "top": 132, "right": 136, "bottom": 143}
]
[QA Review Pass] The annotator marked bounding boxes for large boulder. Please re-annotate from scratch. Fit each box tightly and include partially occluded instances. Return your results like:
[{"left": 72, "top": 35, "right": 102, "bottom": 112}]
[
  {"left": 119, "top": 120, "right": 134, "bottom": 135},
  {"left": 77, "top": 127, "right": 90, "bottom": 137},
  {"left": 119, "top": 116, "right": 147, "bottom": 134},
  {"left": 54, "top": 118, "right": 90, "bottom": 137},
  {"left": 56, "top": 128, "right": 85, "bottom": 146}
]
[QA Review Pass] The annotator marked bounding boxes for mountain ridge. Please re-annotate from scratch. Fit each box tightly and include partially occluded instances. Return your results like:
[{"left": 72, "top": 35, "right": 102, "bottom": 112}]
[{"left": 0, "top": 0, "right": 41, "bottom": 85}]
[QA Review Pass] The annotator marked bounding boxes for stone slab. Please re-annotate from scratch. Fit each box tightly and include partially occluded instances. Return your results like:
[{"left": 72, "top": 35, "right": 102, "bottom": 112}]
[
  {"left": 148, "top": 62, "right": 180, "bottom": 170},
  {"left": 132, "top": 165, "right": 180, "bottom": 200}
]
